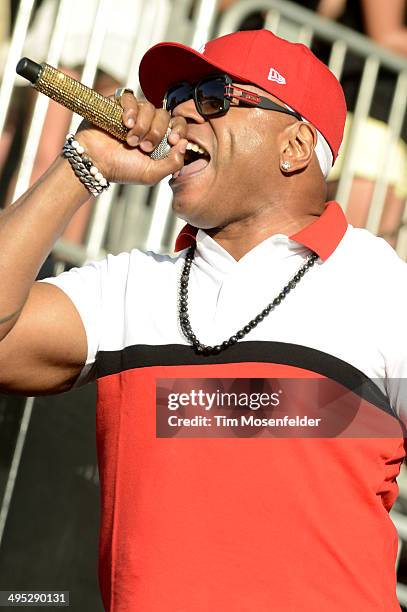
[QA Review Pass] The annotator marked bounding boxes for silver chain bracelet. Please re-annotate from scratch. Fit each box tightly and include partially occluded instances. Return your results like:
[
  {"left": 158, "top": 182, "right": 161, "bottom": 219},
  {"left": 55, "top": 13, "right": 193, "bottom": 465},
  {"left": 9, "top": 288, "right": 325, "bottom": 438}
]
[{"left": 62, "top": 133, "right": 110, "bottom": 197}]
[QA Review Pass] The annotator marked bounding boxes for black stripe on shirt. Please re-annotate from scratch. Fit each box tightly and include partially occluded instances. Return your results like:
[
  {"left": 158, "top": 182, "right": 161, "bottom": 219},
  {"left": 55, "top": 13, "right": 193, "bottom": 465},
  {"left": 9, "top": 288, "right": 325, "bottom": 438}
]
[{"left": 96, "top": 341, "right": 395, "bottom": 417}]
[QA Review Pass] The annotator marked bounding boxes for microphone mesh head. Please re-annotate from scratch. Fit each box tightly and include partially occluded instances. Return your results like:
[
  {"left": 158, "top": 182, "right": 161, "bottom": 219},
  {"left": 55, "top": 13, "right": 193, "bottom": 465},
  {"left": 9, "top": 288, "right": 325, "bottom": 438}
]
[{"left": 150, "top": 128, "right": 171, "bottom": 160}]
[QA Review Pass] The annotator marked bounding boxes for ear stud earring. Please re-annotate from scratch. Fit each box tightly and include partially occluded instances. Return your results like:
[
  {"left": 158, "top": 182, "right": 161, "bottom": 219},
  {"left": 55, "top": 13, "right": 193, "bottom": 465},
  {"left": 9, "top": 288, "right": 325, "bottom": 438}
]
[{"left": 281, "top": 161, "right": 291, "bottom": 171}]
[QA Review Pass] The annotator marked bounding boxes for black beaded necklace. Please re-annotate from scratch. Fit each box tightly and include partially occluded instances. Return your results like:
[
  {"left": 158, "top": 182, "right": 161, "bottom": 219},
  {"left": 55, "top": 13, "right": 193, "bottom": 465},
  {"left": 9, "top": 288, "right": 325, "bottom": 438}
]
[{"left": 178, "top": 244, "right": 319, "bottom": 356}]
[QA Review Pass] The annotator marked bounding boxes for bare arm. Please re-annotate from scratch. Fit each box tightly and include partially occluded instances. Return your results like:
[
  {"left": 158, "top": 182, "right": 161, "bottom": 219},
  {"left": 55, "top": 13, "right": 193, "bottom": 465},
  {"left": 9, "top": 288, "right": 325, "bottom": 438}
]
[
  {"left": 359, "top": 0, "right": 407, "bottom": 56},
  {"left": 0, "top": 154, "right": 97, "bottom": 394},
  {"left": 317, "top": 0, "right": 346, "bottom": 20},
  {"left": 0, "top": 157, "right": 90, "bottom": 343},
  {"left": 0, "top": 94, "right": 187, "bottom": 395}
]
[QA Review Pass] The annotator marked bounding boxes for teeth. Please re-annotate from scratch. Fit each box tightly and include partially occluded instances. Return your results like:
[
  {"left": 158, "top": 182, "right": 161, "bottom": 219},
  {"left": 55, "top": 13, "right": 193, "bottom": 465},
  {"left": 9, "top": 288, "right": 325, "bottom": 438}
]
[{"left": 186, "top": 141, "right": 207, "bottom": 155}]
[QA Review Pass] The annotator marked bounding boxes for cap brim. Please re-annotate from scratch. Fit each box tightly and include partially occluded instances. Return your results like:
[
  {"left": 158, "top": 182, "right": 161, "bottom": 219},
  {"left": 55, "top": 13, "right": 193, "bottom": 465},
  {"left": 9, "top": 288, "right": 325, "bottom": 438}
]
[{"left": 139, "top": 42, "right": 248, "bottom": 107}]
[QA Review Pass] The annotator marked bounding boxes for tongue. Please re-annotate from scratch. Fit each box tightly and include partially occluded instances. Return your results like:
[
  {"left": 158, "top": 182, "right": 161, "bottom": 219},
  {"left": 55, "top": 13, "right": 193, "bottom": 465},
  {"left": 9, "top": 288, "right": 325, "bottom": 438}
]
[{"left": 179, "top": 158, "right": 209, "bottom": 177}]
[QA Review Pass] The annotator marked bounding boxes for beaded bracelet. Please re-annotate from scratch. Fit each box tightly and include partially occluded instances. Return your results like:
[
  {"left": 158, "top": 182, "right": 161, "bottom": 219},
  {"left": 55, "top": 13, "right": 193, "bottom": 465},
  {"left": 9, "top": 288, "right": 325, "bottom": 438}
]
[{"left": 62, "top": 133, "right": 110, "bottom": 197}]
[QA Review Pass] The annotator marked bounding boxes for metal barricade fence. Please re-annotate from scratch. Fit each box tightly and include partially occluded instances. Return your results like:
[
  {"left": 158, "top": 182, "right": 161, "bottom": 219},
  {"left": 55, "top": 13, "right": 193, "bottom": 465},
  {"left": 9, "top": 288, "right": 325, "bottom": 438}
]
[
  {"left": 1, "top": 0, "right": 407, "bottom": 606},
  {"left": 0, "top": 0, "right": 219, "bottom": 264}
]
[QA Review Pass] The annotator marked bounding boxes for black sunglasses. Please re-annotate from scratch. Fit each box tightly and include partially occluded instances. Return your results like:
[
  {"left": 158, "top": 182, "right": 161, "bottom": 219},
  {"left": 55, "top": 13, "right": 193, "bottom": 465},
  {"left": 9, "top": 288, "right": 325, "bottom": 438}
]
[{"left": 164, "top": 73, "right": 302, "bottom": 121}]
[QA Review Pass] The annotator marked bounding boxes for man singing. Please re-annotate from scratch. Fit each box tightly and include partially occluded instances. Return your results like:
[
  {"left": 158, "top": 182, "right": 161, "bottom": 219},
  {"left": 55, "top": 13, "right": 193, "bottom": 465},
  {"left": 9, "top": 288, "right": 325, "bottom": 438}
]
[{"left": 0, "top": 29, "right": 406, "bottom": 610}]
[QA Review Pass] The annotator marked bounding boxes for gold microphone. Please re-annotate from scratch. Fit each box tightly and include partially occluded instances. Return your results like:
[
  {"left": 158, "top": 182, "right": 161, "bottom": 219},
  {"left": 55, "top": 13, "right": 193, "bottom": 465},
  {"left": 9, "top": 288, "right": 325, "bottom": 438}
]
[{"left": 16, "top": 58, "right": 170, "bottom": 159}]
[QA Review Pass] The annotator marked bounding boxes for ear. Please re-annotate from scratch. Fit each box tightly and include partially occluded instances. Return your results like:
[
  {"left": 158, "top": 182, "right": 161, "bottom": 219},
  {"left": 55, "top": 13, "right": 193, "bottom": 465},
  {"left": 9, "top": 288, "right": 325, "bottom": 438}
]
[{"left": 278, "top": 122, "right": 317, "bottom": 173}]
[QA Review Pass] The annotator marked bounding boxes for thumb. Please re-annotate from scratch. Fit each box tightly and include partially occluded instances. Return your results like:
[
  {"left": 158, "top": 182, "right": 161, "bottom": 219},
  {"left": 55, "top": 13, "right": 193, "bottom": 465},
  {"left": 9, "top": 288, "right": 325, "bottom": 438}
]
[{"left": 141, "top": 138, "right": 187, "bottom": 185}]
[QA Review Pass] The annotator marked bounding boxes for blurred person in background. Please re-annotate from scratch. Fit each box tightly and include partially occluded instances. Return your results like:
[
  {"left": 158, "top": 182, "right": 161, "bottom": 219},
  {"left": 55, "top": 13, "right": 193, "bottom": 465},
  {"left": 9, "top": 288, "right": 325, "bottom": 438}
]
[
  {"left": 0, "top": 0, "right": 55, "bottom": 278},
  {"left": 0, "top": 2, "right": 106, "bottom": 244},
  {"left": 0, "top": 1, "right": 17, "bottom": 202},
  {"left": 0, "top": 0, "right": 155, "bottom": 244},
  {"left": 317, "top": 0, "right": 407, "bottom": 248},
  {"left": 219, "top": 0, "right": 407, "bottom": 248},
  {"left": 9, "top": 0, "right": 120, "bottom": 245}
]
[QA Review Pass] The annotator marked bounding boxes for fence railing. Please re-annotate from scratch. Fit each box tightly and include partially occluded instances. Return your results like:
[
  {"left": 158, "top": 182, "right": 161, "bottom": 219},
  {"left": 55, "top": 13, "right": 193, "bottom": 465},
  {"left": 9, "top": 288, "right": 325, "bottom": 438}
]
[{"left": 0, "top": 0, "right": 219, "bottom": 264}]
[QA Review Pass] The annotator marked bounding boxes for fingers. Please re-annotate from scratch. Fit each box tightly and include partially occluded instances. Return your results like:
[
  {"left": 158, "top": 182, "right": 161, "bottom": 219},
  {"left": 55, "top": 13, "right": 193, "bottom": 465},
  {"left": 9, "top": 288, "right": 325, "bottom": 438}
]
[
  {"left": 167, "top": 116, "right": 187, "bottom": 146},
  {"left": 140, "top": 113, "right": 188, "bottom": 153},
  {"left": 120, "top": 92, "right": 165, "bottom": 149},
  {"left": 120, "top": 90, "right": 139, "bottom": 131},
  {"left": 111, "top": 90, "right": 190, "bottom": 184},
  {"left": 119, "top": 91, "right": 187, "bottom": 153},
  {"left": 139, "top": 109, "right": 170, "bottom": 153},
  {"left": 141, "top": 138, "right": 188, "bottom": 185},
  {"left": 123, "top": 100, "right": 155, "bottom": 147}
]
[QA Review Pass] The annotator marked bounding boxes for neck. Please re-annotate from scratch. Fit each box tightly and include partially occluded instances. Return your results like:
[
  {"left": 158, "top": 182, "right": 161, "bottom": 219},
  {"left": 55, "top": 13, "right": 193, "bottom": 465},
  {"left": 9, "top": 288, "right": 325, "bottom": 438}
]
[{"left": 206, "top": 198, "right": 326, "bottom": 261}]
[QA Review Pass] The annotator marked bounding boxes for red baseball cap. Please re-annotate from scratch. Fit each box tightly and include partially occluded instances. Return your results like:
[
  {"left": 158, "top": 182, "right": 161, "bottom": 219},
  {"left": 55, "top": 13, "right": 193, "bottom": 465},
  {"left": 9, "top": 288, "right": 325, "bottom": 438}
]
[{"left": 139, "top": 29, "right": 346, "bottom": 161}]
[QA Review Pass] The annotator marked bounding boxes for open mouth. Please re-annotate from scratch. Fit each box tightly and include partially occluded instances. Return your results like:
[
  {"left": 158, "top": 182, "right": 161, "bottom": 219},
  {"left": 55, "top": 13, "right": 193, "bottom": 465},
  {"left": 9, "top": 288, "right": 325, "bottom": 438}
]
[{"left": 171, "top": 141, "right": 210, "bottom": 181}]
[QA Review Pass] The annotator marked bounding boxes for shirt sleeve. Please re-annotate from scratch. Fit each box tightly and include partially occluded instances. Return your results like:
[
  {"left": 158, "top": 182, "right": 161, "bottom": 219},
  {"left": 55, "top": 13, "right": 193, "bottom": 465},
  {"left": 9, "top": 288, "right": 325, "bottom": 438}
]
[
  {"left": 37, "top": 256, "right": 108, "bottom": 388},
  {"left": 379, "top": 245, "right": 407, "bottom": 426}
]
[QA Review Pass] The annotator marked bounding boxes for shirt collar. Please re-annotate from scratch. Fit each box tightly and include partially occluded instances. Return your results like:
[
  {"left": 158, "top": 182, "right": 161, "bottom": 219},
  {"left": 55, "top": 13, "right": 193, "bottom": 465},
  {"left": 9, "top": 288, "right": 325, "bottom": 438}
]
[{"left": 174, "top": 200, "right": 347, "bottom": 262}]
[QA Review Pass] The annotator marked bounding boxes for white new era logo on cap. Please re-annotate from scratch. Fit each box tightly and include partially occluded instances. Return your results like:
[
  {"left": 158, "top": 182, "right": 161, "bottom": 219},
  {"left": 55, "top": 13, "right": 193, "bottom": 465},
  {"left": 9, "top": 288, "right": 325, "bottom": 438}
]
[{"left": 268, "top": 67, "right": 286, "bottom": 84}]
